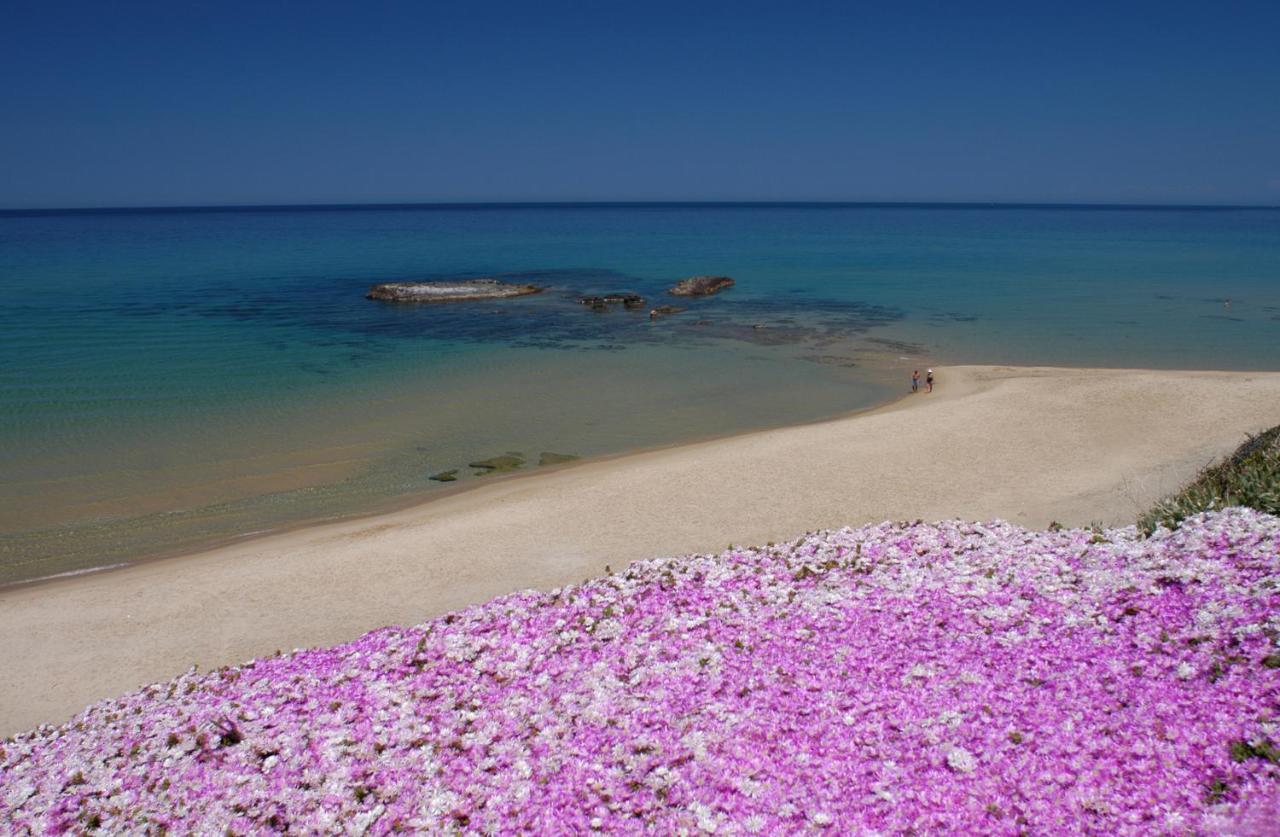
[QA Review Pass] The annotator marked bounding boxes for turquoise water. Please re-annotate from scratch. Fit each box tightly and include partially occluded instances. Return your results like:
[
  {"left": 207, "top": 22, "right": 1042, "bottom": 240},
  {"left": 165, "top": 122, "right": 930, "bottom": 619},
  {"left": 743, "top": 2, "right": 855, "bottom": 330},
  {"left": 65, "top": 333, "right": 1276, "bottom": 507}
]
[{"left": 2, "top": 204, "right": 1278, "bottom": 583}]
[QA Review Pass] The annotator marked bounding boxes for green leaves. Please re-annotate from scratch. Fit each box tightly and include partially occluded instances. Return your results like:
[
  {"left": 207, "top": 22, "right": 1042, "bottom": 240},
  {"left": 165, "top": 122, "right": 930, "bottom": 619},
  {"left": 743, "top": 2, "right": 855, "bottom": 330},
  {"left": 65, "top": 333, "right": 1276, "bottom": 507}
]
[{"left": 1141, "top": 426, "right": 1280, "bottom": 533}]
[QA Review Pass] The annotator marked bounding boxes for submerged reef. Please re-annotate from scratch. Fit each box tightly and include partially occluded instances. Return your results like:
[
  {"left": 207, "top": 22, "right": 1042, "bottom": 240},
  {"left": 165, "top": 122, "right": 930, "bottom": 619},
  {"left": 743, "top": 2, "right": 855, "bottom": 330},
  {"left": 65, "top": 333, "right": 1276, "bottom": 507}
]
[
  {"left": 467, "top": 455, "right": 524, "bottom": 475},
  {"left": 207, "top": 266, "right": 905, "bottom": 357},
  {"left": 9, "top": 510, "right": 1278, "bottom": 832},
  {"left": 578, "top": 293, "right": 646, "bottom": 311},
  {"left": 537, "top": 452, "right": 579, "bottom": 466}
]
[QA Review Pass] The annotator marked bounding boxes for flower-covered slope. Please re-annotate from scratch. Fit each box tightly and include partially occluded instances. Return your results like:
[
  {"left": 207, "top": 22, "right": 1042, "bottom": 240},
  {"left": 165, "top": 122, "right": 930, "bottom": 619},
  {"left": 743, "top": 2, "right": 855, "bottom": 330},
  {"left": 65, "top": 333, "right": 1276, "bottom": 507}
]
[{"left": 4, "top": 510, "right": 1280, "bottom": 834}]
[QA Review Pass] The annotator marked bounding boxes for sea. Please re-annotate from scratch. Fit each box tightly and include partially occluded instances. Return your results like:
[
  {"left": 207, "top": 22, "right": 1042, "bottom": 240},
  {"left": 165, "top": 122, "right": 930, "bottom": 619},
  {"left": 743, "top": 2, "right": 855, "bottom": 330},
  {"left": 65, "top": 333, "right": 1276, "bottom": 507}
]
[{"left": 2, "top": 203, "right": 1278, "bottom": 585}]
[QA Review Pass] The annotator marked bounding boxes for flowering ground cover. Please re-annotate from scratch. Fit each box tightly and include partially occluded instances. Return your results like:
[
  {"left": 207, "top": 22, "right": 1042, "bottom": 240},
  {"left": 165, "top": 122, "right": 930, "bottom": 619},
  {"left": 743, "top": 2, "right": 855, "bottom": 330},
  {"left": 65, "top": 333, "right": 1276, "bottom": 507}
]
[{"left": 4, "top": 509, "right": 1280, "bottom": 834}]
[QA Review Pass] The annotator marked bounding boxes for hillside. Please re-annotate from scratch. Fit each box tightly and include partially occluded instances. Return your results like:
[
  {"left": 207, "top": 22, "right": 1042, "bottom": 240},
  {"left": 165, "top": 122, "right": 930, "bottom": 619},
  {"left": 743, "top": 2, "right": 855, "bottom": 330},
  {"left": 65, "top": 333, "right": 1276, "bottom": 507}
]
[{"left": 4, "top": 510, "right": 1279, "bottom": 833}]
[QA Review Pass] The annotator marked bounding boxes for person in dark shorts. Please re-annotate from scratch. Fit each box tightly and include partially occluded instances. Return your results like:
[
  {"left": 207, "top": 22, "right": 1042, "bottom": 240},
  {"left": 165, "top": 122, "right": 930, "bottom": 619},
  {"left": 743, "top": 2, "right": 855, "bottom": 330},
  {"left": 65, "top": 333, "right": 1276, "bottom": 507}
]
[{"left": 926, "top": 369, "right": 934, "bottom": 392}]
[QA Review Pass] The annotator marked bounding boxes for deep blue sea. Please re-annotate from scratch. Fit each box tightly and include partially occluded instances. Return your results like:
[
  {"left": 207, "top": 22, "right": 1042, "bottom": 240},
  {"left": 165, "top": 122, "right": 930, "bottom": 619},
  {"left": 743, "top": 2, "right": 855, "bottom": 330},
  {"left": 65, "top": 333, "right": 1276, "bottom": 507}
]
[{"left": 2, "top": 203, "right": 1278, "bottom": 583}]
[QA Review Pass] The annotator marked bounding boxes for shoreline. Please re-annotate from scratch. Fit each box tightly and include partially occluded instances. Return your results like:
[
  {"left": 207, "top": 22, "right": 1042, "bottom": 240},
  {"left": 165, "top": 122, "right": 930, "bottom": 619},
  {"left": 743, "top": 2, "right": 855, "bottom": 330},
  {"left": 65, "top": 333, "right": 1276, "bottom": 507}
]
[
  {"left": 3, "top": 364, "right": 1280, "bottom": 736},
  {"left": 0, "top": 370, "right": 911, "bottom": 594},
  {"left": 0, "top": 346, "right": 905, "bottom": 590}
]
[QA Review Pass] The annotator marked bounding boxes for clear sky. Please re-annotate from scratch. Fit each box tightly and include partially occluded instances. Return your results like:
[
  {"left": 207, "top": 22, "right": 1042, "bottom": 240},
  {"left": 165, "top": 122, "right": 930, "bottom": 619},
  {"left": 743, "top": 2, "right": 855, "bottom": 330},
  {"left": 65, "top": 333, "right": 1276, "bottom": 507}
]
[{"left": 2, "top": 0, "right": 1278, "bottom": 208}]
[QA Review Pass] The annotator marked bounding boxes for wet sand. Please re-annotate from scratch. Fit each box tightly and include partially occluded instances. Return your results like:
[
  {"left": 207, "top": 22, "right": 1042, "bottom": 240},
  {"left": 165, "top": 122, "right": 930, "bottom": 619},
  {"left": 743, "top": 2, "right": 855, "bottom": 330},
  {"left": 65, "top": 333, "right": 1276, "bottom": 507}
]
[{"left": 3, "top": 365, "right": 1279, "bottom": 736}]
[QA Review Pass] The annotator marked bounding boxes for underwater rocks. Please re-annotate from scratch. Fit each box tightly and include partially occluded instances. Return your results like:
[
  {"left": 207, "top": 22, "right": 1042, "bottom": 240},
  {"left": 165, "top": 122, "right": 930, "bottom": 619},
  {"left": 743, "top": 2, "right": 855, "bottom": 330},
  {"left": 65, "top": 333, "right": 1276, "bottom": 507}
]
[
  {"left": 578, "top": 293, "right": 646, "bottom": 311},
  {"left": 668, "top": 275, "right": 735, "bottom": 296},
  {"left": 428, "top": 452, "right": 581, "bottom": 483},
  {"left": 801, "top": 354, "right": 860, "bottom": 368},
  {"left": 366, "top": 279, "right": 543, "bottom": 302},
  {"left": 468, "top": 455, "right": 525, "bottom": 475},
  {"left": 537, "top": 451, "right": 579, "bottom": 466},
  {"left": 681, "top": 320, "right": 818, "bottom": 347}
]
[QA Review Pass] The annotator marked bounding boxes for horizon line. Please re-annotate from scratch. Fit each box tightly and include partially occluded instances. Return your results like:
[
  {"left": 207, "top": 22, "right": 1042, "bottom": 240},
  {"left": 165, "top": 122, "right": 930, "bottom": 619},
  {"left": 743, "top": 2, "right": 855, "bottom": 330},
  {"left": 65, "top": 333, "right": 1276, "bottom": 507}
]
[{"left": 3, "top": 199, "right": 1279, "bottom": 217}]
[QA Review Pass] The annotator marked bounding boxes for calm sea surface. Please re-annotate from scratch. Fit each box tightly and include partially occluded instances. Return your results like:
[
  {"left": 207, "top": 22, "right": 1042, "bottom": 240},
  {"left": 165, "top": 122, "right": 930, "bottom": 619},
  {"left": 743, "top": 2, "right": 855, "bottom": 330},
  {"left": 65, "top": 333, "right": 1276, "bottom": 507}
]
[{"left": 2, "top": 204, "right": 1278, "bottom": 584}]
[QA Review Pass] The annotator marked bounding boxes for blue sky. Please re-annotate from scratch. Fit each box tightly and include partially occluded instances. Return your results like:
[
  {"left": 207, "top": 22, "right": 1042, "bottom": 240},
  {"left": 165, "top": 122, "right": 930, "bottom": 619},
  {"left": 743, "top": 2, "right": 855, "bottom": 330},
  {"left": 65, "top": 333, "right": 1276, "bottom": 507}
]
[{"left": 2, "top": 0, "right": 1278, "bottom": 207}]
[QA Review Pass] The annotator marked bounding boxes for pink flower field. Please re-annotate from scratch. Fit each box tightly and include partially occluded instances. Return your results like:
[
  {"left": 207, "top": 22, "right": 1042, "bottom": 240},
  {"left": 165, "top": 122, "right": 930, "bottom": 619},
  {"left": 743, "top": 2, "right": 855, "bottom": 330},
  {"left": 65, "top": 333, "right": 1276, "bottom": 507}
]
[{"left": 4, "top": 509, "right": 1280, "bottom": 834}]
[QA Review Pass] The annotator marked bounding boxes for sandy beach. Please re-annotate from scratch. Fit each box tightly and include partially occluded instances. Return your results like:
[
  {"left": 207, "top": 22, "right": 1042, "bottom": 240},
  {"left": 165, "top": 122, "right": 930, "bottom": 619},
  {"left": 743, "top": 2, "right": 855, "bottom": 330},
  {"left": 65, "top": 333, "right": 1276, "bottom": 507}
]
[{"left": 3, "top": 364, "right": 1279, "bottom": 737}]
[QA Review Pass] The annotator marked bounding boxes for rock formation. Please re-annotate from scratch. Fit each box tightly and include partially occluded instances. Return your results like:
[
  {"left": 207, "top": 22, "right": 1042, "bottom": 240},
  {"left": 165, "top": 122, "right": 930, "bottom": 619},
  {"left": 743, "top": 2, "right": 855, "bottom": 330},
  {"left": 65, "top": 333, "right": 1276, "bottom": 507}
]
[
  {"left": 667, "top": 275, "right": 734, "bottom": 297},
  {"left": 367, "top": 279, "right": 543, "bottom": 302}
]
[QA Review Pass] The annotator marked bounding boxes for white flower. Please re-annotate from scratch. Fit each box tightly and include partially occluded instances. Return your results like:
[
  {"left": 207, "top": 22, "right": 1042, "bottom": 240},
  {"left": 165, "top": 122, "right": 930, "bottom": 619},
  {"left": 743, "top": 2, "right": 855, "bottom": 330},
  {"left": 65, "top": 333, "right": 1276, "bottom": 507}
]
[
  {"left": 594, "top": 619, "right": 622, "bottom": 641},
  {"left": 682, "top": 730, "right": 709, "bottom": 761},
  {"left": 937, "top": 710, "right": 963, "bottom": 728},
  {"left": 690, "top": 802, "right": 719, "bottom": 833},
  {"left": 872, "top": 787, "right": 896, "bottom": 805},
  {"left": 946, "top": 745, "right": 977, "bottom": 773},
  {"left": 901, "top": 663, "right": 935, "bottom": 684},
  {"left": 351, "top": 804, "right": 385, "bottom": 835},
  {"left": 1177, "top": 662, "right": 1196, "bottom": 680},
  {"left": 443, "top": 634, "right": 479, "bottom": 662}
]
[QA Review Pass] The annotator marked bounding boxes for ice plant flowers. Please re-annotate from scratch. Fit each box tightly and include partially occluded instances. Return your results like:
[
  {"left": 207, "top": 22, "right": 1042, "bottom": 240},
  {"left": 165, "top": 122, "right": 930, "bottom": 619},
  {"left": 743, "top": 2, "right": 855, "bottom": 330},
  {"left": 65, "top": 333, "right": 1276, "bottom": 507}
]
[{"left": 3, "top": 509, "right": 1280, "bottom": 833}]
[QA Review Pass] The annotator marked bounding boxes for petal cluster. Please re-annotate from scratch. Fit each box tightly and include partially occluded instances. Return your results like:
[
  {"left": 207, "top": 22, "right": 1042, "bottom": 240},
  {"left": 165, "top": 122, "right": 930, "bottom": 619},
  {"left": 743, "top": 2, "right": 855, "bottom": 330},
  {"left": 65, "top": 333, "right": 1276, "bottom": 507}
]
[{"left": 4, "top": 509, "right": 1280, "bottom": 833}]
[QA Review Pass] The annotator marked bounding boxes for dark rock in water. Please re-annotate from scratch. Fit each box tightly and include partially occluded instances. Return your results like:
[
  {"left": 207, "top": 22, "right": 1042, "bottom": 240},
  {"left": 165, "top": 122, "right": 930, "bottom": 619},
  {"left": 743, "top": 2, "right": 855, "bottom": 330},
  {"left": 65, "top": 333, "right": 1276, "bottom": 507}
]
[
  {"left": 429, "top": 469, "right": 459, "bottom": 482},
  {"left": 649, "top": 305, "right": 685, "bottom": 319},
  {"left": 864, "top": 336, "right": 926, "bottom": 355},
  {"left": 668, "top": 275, "right": 734, "bottom": 297},
  {"left": 578, "top": 293, "right": 646, "bottom": 311},
  {"left": 538, "top": 452, "right": 580, "bottom": 466},
  {"left": 367, "top": 279, "right": 543, "bottom": 303},
  {"left": 681, "top": 320, "right": 816, "bottom": 347},
  {"left": 469, "top": 454, "right": 524, "bottom": 474},
  {"left": 801, "top": 354, "right": 860, "bottom": 368}
]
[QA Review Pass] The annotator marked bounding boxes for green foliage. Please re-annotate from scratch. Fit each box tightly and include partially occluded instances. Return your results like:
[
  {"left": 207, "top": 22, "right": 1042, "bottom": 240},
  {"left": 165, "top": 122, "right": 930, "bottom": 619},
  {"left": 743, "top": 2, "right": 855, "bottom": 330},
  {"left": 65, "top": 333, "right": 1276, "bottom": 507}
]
[
  {"left": 1139, "top": 425, "right": 1280, "bottom": 534},
  {"left": 1204, "top": 778, "right": 1229, "bottom": 804},
  {"left": 1229, "top": 738, "right": 1280, "bottom": 765}
]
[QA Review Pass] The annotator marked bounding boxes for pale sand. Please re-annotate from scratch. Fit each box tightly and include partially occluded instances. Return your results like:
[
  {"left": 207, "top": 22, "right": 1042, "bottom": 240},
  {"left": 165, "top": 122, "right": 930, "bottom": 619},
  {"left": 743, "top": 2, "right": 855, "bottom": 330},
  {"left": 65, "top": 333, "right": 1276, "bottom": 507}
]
[{"left": 3, "top": 365, "right": 1279, "bottom": 736}]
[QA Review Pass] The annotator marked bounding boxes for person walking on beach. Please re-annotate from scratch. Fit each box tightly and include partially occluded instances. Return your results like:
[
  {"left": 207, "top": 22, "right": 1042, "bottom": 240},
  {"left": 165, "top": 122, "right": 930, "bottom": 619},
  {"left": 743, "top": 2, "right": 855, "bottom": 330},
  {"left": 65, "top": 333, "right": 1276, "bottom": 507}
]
[
  {"left": 926, "top": 368, "right": 934, "bottom": 393},
  {"left": 911, "top": 370, "right": 920, "bottom": 393}
]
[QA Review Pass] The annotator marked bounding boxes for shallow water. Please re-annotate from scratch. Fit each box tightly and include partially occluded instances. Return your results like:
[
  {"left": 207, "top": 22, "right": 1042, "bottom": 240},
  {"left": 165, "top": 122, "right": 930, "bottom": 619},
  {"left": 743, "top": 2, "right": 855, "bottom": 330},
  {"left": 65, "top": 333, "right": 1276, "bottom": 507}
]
[{"left": 2, "top": 204, "right": 1278, "bottom": 583}]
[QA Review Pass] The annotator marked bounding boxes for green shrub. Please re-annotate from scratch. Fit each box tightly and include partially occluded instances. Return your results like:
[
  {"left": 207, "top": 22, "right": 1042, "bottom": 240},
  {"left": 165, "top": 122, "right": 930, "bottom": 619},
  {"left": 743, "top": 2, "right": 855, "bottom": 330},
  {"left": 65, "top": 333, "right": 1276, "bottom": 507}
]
[{"left": 1139, "top": 425, "right": 1280, "bottom": 534}]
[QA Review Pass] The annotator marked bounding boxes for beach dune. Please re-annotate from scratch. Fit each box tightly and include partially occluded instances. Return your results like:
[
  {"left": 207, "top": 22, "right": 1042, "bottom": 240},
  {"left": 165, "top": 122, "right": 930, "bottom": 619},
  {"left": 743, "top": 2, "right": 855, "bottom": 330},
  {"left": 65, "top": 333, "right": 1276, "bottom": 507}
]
[{"left": 3, "top": 365, "right": 1279, "bottom": 736}]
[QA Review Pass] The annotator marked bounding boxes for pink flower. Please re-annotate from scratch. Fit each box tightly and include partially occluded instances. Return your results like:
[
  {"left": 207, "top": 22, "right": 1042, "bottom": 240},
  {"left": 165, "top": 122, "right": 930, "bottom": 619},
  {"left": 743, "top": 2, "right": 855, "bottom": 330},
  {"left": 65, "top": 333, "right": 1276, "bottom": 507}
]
[{"left": 2, "top": 509, "right": 1279, "bottom": 834}]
